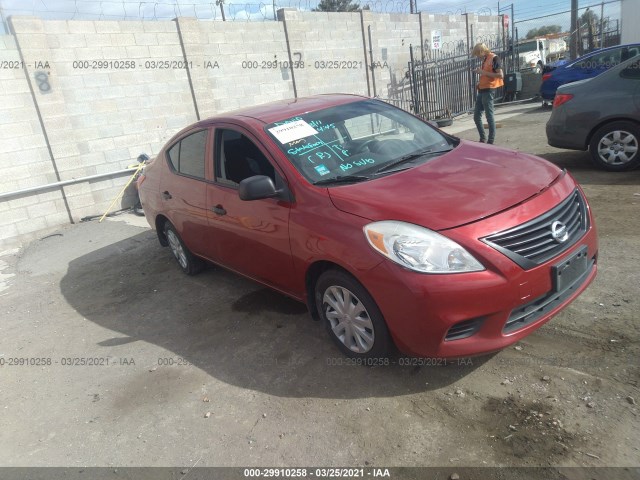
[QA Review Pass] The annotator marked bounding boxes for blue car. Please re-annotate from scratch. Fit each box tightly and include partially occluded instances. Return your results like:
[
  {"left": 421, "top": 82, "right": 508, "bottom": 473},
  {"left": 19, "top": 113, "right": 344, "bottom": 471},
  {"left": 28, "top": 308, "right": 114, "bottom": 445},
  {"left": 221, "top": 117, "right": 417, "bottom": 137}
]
[{"left": 540, "top": 43, "right": 640, "bottom": 101}]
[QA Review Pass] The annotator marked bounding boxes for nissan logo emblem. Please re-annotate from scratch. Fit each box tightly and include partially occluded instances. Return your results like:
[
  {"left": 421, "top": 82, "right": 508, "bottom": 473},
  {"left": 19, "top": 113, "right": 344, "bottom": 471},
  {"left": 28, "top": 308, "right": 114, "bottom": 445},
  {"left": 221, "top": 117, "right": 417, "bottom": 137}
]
[{"left": 551, "top": 221, "right": 569, "bottom": 243}]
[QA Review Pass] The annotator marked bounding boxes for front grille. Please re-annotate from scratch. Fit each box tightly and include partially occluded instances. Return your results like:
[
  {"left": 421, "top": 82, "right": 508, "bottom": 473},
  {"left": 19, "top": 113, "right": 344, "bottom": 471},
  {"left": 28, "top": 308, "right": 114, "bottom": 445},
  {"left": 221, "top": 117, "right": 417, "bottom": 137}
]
[
  {"left": 445, "top": 317, "right": 485, "bottom": 341},
  {"left": 503, "top": 257, "right": 595, "bottom": 333},
  {"left": 482, "top": 190, "right": 588, "bottom": 270}
]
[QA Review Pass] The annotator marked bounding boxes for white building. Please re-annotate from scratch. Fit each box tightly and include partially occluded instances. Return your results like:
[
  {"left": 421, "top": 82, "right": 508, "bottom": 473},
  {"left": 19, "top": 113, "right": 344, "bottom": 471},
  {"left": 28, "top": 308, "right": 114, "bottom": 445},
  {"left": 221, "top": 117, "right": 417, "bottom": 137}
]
[{"left": 621, "top": 0, "right": 640, "bottom": 44}]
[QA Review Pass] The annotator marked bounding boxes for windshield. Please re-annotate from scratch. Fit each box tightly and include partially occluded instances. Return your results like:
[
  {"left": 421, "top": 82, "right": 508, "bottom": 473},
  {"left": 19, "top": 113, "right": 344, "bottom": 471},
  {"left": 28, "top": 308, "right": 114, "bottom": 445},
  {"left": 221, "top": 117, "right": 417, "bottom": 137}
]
[
  {"left": 264, "top": 99, "right": 452, "bottom": 184},
  {"left": 518, "top": 41, "right": 539, "bottom": 53}
]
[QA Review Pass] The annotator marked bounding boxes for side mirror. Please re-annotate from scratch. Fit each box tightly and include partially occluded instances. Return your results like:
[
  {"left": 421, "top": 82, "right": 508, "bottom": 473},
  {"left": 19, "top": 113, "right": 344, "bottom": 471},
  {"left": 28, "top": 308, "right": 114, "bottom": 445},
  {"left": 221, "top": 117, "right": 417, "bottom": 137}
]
[
  {"left": 137, "top": 153, "right": 150, "bottom": 163},
  {"left": 238, "top": 175, "right": 280, "bottom": 201}
]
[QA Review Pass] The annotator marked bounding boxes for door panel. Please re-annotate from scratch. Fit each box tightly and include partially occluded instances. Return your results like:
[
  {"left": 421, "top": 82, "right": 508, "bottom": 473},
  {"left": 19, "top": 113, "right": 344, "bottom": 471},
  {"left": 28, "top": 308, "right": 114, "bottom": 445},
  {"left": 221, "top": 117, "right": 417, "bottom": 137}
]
[
  {"left": 160, "top": 129, "right": 217, "bottom": 261},
  {"left": 206, "top": 124, "right": 296, "bottom": 294}
]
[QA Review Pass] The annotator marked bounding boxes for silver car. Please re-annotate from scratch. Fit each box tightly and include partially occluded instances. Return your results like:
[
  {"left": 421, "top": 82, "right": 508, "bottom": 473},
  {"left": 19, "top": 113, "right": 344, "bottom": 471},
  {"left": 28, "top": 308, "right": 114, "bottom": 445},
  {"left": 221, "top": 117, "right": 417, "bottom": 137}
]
[{"left": 546, "top": 54, "right": 640, "bottom": 171}]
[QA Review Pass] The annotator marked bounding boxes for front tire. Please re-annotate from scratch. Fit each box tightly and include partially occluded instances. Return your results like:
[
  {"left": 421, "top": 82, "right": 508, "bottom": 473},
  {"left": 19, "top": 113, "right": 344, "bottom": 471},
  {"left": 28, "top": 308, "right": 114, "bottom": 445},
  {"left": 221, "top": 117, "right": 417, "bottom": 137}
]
[
  {"left": 589, "top": 121, "right": 640, "bottom": 171},
  {"left": 315, "top": 269, "right": 391, "bottom": 358},
  {"left": 164, "top": 222, "right": 204, "bottom": 275}
]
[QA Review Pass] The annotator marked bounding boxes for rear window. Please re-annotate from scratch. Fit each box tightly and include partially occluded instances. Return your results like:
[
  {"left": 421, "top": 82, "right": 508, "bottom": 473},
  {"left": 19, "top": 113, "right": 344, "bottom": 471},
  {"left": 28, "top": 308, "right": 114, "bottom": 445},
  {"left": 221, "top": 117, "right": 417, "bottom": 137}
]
[
  {"left": 166, "top": 130, "right": 207, "bottom": 179},
  {"left": 621, "top": 59, "right": 640, "bottom": 79}
]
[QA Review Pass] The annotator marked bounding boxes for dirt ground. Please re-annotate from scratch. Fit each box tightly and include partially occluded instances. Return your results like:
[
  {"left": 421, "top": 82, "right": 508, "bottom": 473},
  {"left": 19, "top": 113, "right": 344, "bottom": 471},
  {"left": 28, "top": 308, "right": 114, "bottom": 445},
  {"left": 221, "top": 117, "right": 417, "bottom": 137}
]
[{"left": 0, "top": 104, "right": 638, "bottom": 477}]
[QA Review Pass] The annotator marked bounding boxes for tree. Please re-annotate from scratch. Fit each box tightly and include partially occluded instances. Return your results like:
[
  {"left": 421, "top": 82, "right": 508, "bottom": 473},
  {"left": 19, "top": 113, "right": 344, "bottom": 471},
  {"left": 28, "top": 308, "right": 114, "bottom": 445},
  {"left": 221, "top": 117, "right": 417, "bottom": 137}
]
[
  {"left": 579, "top": 8, "right": 599, "bottom": 52},
  {"left": 313, "top": 0, "right": 366, "bottom": 12},
  {"left": 525, "top": 25, "right": 562, "bottom": 39}
]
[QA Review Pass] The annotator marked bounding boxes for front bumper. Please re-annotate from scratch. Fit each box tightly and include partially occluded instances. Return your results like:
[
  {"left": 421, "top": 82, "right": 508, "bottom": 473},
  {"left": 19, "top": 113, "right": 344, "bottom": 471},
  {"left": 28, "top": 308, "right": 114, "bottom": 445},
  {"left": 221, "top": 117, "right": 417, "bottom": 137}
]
[
  {"left": 361, "top": 178, "right": 598, "bottom": 358},
  {"left": 546, "top": 116, "right": 588, "bottom": 151}
]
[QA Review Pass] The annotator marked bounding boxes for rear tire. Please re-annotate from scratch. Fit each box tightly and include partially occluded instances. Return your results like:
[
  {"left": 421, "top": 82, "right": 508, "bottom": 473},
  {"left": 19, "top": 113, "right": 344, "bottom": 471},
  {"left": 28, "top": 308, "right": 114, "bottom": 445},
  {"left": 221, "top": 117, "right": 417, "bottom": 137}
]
[
  {"left": 589, "top": 121, "right": 640, "bottom": 171},
  {"left": 163, "top": 222, "right": 204, "bottom": 275},
  {"left": 315, "top": 269, "right": 391, "bottom": 359}
]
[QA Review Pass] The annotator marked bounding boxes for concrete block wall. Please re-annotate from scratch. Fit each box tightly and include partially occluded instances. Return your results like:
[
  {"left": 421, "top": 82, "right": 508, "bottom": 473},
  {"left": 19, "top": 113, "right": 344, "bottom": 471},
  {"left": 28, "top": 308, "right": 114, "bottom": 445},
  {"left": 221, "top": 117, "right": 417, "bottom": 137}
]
[
  {"left": 362, "top": 12, "right": 421, "bottom": 94},
  {"left": 0, "top": 12, "right": 501, "bottom": 249},
  {"left": 177, "top": 17, "right": 294, "bottom": 118},
  {"left": 283, "top": 11, "right": 369, "bottom": 97},
  {"left": 0, "top": 34, "right": 69, "bottom": 243},
  {"left": 3, "top": 17, "right": 198, "bottom": 247}
]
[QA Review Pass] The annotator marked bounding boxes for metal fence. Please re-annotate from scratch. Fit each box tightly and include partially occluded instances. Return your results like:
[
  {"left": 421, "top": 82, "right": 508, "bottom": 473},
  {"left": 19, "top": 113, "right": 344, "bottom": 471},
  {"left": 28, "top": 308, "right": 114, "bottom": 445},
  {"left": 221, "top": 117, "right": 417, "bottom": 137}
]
[
  {"left": 384, "top": 0, "right": 623, "bottom": 122},
  {"left": 513, "top": 0, "right": 621, "bottom": 60},
  {"left": 384, "top": 34, "right": 516, "bottom": 121}
]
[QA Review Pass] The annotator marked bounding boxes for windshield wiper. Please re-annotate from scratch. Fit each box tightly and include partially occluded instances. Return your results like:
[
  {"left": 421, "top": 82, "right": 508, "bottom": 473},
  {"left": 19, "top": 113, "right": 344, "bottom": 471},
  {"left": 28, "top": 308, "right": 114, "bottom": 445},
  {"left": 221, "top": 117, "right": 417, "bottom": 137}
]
[
  {"left": 312, "top": 175, "right": 371, "bottom": 186},
  {"left": 374, "top": 146, "right": 454, "bottom": 174}
]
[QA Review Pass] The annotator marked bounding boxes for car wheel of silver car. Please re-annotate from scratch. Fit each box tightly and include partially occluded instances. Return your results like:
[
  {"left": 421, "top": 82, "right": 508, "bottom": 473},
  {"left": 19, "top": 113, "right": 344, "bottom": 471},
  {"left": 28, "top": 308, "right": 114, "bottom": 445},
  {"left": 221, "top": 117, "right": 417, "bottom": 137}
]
[
  {"left": 315, "top": 270, "right": 391, "bottom": 359},
  {"left": 163, "top": 222, "right": 204, "bottom": 275},
  {"left": 589, "top": 121, "right": 640, "bottom": 171}
]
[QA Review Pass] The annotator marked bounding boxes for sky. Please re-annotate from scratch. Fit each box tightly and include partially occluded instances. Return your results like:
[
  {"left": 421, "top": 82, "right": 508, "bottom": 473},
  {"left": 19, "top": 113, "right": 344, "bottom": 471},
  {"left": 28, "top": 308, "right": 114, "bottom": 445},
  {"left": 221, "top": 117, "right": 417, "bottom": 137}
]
[{"left": 0, "top": 0, "right": 621, "bottom": 30}]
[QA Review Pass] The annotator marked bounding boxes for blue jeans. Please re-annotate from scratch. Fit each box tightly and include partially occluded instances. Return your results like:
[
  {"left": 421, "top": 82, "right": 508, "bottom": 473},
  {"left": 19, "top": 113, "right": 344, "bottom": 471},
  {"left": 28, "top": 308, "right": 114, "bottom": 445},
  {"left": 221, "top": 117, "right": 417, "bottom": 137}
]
[{"left": 474, "top": 89, "right": 496, "bottom": 143}]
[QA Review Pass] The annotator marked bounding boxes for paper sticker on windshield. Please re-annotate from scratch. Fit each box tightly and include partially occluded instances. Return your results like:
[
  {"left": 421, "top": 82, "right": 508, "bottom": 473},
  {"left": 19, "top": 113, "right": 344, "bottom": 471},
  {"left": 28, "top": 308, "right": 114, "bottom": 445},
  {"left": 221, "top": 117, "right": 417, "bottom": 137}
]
[{"left": 268, "top": 120, "right": 318, "bottom": 144}]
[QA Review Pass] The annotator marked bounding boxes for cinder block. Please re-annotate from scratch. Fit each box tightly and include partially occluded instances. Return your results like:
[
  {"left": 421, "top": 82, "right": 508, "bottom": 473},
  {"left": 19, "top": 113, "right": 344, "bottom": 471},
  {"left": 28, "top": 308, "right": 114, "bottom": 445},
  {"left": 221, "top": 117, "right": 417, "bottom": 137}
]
[
  {"left": 15, "top": 216, "right": 48, "bottom": 235},
  {"left": 7, "top": 195, "right": 40, "bottom": 209},
  {"left": 95, "top": 22, "right": 122, "bottom": 34},
  {"left": 9, "top": 17, "right": 45, "bottom": 33},
  {"left": 27, "top": 201, "right": 59, "bottom": 219},
  {"left": 15, "top": 34, "right": 48, "bottom": 50},
  {"left": 0, "top": 223, "right": 18, "bottom": 241},
  {"left": 134, "top": 32, "right": 159, "bottom": 46},
  {"left": 109, "top": 33, "right": 135, "bottom": 47},
  {"left": 0, "top": 121, "right": 33, "bottom": 139},
  {"left": 68, "top": 21, "right": 97, "bottom": 34},
  {"left": 44, "top": 20, "right": 70, "bottom": 34},
  {"left": 85, "top": 33, "right": 114, "bottom": 47},
  {"left": 156, "top": 32, "right": 181, "bottom": 45},
  {"left": 125, "top": 45, "right": 150, "bottom": 58},
  {"left": 143, "top": 22, "right": 178, "bottom": 34},
  {"left": 82, "top": 73, "right": 112, "bottom": 88},
  {"left": 45, "top": 211, "right": 73, "bottom": 228}
]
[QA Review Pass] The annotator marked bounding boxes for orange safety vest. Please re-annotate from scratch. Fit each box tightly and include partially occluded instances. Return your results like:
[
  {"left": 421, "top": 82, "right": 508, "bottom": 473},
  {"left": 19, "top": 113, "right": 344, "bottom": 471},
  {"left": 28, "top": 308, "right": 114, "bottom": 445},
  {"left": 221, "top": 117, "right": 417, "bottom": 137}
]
[{"left": 478, "top": 52, "right": 504, "bottom": 90}]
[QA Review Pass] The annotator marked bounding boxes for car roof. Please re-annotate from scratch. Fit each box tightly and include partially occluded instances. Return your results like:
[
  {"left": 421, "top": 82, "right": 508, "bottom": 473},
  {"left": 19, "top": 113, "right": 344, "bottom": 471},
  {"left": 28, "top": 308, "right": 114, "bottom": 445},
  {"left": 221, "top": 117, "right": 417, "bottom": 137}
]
[
  {"left": 558, "top": 54, "right": 640, "bottom": 92},
  {"left": 567, "top": 42, "right": 640, "bottom": 65},
  {"left": 194, "top": 94, "right": 368, "bottom": 127}
]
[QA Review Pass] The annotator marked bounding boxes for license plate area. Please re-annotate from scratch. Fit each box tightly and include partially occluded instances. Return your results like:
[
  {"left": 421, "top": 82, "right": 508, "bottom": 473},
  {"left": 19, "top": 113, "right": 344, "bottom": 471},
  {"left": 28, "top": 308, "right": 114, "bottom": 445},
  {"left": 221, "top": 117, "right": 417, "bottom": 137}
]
[{"left": 552, "top": 245, "right": 588, "bottom": 293}]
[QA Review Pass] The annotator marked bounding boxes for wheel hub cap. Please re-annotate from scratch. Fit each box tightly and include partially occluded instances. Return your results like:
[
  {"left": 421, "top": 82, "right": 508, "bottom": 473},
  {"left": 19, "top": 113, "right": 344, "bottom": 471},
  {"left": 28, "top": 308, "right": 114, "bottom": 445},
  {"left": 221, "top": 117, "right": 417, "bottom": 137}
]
[
  {"left": 167, "top": 230, "right": 188, "bottom": 269},
  {"left": 323, "top": 286, "right": 375, "bottom": 354},
  {"left": 598, "top": 130, "right": 638, "bottom": 165}
]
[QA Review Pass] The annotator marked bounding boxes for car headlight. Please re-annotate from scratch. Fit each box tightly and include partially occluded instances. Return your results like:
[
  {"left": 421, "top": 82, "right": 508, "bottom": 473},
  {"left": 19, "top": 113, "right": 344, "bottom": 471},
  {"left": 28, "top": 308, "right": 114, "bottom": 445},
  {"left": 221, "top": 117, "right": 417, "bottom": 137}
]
[{"left": 363, "top": 221, "right": 484, "bottom": 274}]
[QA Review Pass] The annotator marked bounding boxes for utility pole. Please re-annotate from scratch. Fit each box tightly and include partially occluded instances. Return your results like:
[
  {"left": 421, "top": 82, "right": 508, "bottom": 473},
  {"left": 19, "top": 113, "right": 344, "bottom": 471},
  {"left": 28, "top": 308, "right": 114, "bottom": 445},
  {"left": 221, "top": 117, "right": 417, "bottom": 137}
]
[{"left": 570, "top": 0, "right": 578, "bottom": 59}]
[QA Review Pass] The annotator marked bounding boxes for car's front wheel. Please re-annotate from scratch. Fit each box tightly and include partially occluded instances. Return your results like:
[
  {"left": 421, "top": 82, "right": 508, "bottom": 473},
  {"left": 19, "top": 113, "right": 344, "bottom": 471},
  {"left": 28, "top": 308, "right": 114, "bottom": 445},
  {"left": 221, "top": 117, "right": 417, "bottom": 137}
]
[
  {"left": 164, "top": 222, "right": 204, "bottom": 275},
  {"left": 315, "top": 269, "right": 391, "bottom": 358},
  {"left": 589, "top": 121, "right": 640, "bottom": 171}
]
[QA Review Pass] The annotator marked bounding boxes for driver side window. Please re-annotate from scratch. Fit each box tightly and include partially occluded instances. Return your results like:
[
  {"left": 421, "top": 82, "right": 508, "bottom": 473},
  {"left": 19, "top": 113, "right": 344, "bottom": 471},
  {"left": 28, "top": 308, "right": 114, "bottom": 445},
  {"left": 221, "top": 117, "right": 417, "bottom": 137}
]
[{"left": 215, "top": 129, "right": 275, "bottom": 186}]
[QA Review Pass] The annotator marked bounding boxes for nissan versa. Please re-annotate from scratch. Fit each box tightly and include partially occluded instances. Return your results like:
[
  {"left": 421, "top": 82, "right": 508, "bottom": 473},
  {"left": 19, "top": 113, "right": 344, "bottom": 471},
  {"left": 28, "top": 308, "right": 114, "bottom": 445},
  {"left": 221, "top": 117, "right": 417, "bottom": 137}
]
[{"left": 138, "top": 94, "right": 598, "bottom": 359}]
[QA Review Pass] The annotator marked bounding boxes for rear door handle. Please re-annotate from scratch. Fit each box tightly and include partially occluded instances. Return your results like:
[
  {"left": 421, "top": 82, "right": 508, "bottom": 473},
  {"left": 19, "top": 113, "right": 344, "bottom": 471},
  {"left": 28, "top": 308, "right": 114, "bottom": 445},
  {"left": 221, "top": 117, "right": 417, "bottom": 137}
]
[
  {"left": 162, "top": 191, "right": 172, "bottom": 200},
  {"left": 212, "top": 205, "right": 226, "bottom": 216}
]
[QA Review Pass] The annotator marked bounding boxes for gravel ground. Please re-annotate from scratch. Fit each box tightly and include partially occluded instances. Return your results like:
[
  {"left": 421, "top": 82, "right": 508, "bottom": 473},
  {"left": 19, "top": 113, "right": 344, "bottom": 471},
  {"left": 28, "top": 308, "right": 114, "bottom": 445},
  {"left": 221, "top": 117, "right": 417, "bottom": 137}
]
[{"left": 0, "top": 103, "right": 638, "bottom": 477}]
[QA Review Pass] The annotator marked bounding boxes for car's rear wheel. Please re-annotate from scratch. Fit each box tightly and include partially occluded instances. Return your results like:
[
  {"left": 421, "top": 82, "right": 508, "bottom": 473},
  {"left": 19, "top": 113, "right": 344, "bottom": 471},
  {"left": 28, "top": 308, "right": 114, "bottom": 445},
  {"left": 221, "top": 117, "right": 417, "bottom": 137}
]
[
  {"left": 589, "top": 121, "right": 640, "bottom": 171},
  {"left": 315, "top": 269, "right": 391, "bottom": 358},
  {"left": 164, "top": 222, "right": 204, "bottom": 275}
]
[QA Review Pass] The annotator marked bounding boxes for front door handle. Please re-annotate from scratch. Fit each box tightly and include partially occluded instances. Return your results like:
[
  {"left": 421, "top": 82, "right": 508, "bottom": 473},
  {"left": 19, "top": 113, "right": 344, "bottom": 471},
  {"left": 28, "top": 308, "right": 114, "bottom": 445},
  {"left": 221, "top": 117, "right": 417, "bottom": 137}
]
[
  {"left": 212, "top": 205, "right": 226, "bottom": 216},
  {"left": 162, "top": 191, "right": 172, "bottom": 200}
]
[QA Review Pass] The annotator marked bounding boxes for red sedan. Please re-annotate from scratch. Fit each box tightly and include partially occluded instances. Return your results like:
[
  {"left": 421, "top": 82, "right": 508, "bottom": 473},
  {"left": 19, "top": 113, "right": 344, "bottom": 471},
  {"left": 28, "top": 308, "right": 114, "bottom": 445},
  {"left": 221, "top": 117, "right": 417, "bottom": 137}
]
[{"left": 139, "top": 94, "right": 598, "bottom": 359}]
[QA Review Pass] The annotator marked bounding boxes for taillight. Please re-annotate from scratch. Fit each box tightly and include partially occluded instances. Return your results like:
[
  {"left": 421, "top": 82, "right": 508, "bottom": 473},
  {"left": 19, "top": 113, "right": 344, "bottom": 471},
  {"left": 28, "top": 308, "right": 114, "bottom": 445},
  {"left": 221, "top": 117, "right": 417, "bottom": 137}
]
[
  {"left": 553, "top": 93, "right": 574, "bottom": 108},
  {"left": 542, "top": 73, "right": 552, "bottom": 82}
]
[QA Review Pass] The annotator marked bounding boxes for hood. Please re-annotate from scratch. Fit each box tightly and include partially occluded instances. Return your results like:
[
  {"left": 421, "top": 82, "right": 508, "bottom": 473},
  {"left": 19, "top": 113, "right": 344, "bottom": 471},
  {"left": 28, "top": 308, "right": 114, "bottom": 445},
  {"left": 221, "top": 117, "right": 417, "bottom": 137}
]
[{"left": 328, "top": 140, "right": 562, "bottom": 230}]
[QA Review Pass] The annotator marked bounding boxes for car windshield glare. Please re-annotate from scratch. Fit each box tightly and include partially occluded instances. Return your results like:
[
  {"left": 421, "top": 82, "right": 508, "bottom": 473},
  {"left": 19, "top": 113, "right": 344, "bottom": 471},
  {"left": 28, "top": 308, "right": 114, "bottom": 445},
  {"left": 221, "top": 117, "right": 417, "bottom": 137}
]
[{"left": 264, "top": 99, "right": 451, "bottom": 184}]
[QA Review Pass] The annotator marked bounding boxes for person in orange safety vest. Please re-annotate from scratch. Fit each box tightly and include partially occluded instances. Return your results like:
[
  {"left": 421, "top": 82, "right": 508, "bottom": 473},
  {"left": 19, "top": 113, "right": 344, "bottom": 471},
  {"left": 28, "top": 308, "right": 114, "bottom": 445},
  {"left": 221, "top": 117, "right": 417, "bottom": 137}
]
[{"left": 472, "top": 43, "right": 504, "bottom": 144}]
